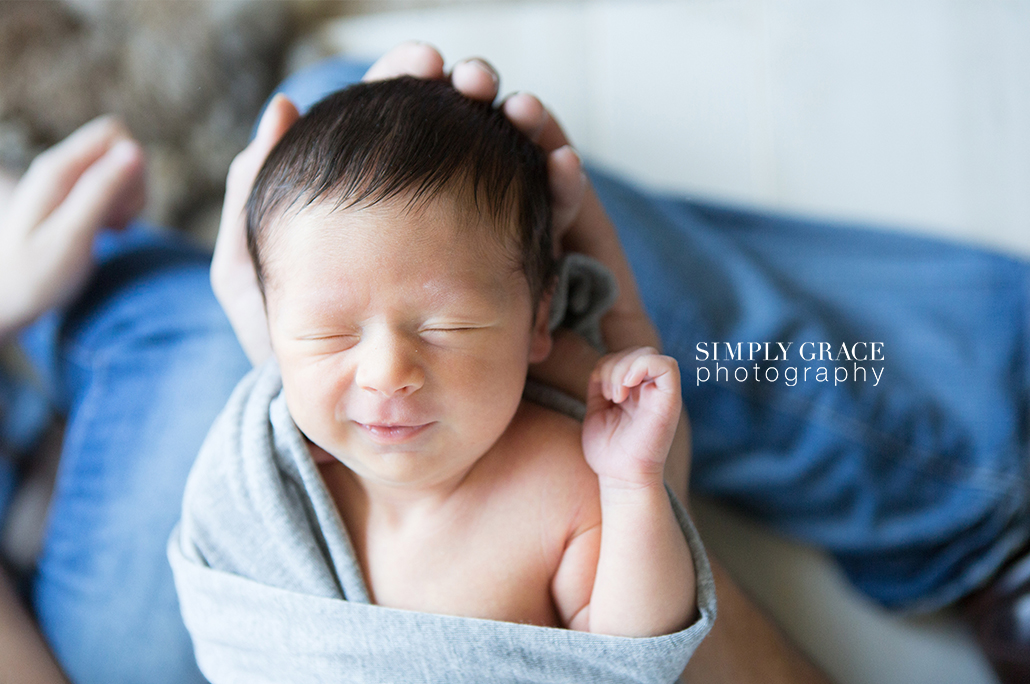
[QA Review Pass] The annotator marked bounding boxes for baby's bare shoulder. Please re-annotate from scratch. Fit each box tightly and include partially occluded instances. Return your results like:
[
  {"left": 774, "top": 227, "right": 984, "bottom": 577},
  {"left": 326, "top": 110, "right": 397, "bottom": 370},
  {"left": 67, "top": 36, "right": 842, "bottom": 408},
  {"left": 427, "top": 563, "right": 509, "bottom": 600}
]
[
  {"left": 507, "top": 400, "right": 583, "bottom": 460},
  {"left": 497, "top": 401, "right": 600, "bottom": 507}
]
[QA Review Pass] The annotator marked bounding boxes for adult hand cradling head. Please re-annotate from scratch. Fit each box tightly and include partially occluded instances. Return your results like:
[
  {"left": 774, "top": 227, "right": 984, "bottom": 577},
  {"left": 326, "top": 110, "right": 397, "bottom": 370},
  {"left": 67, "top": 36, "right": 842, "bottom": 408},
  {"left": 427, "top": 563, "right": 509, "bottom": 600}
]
[{"left": 211, "top": 41, "right": 621, "bottom": 368}]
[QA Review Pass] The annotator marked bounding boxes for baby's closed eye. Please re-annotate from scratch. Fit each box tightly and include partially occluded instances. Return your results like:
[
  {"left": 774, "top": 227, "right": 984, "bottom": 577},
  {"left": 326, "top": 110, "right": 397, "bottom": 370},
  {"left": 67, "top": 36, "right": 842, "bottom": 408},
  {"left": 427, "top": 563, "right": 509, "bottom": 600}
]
[
  {"left": 418, "top": 322, "right": 497, "bottom": 344},
  {"left": 293, "top": 332, "right": 361, "bottom": 354}
]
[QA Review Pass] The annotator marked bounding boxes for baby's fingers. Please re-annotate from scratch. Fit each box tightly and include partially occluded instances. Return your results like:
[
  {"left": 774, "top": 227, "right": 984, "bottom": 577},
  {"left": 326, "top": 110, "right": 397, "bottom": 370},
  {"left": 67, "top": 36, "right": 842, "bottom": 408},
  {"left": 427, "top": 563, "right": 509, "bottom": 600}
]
[
  {"left": 608, "top": 347, "right": 659, "bottom": 402},
  {"left": 622, "top": 354, "right": 680, "bottom": 397},
  {"left": 592, "top": 347, "right": 651, "bottom": 402},
  {"left": 593, "top": 352, "right": 622, "bottom": 402}
]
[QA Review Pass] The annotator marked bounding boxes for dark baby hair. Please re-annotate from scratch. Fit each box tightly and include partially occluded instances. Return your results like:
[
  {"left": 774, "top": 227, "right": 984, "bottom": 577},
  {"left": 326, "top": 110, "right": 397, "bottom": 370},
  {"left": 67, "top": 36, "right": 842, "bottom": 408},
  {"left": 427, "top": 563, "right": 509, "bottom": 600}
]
[{"left": 246, "top": 76, "right": 554, "bottom": 303}]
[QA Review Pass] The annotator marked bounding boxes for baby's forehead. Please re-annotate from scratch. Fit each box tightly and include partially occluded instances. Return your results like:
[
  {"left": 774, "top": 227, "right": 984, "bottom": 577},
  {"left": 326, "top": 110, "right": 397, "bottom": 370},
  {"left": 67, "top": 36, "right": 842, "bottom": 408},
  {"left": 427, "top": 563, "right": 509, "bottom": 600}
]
[
  {"left": 261, "top": 190, "right": 526, "bottom": 297},
  {"left": 272, "top": 189, "right": 519, "bottom": 257}
]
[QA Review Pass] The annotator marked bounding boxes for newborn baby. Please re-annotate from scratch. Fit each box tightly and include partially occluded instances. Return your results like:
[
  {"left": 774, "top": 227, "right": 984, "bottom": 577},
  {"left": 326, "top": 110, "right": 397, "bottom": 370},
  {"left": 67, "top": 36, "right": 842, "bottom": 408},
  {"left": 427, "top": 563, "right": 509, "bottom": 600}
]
[{"left": 172, "top": 79, "right": 705, "bottom": 677}]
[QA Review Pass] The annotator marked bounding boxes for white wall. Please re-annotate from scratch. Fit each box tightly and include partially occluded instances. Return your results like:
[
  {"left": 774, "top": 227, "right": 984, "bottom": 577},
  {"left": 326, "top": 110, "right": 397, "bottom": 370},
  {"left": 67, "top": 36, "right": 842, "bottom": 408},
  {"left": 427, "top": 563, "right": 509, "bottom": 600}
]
[{"left": 300, "top": 0, "right": 1030, "bottom": 256}]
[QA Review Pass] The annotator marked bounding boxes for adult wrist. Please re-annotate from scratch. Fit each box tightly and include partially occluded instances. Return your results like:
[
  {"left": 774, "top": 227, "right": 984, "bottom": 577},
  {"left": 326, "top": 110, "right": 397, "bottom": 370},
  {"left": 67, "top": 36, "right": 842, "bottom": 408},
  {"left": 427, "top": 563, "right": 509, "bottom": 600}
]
[{"left": 601, "top": 309, "right": 661, "bottom": 354}]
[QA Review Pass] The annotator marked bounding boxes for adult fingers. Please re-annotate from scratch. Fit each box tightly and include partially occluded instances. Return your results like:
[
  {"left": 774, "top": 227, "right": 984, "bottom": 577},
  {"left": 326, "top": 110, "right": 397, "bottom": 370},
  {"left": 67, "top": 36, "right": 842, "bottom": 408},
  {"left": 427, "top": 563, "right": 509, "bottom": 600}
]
[
  {"left": 213, "top": 94, "right": 298, "bottom": 317},
  {"left": 9, "top": 115, "right": 130, "bottom": 233},
  {"left": 217, "top": 93, "right": 299, "bottom": 252},
  {"left": 99, "top": 169, "right": 146, "bottom": 231},
  {"left": 42, "top": 138, "right": 144, "bottom": 247},
  {"left": 23, "top": 138, "right": 144, "bottom": 318},
  {"left": 548, "top": 145, "right": 587, "bottom": 244},
  {"left": 253, "top": 93, "right": 301, "bottom": 155},
  {"left": 211, "top": 94, "right": 298, "bottom": 366},
  {"left": 502, "top": 93, "right": 570, "bottom": 151},
  {"left": 362, "top": 41, "right": 445, "bottom": 82},
  {"left": 502, "top": 93, "right": 584, "bottom": 239},
  {"left": 98, "top": 143, "right": 147, "bottom": 230},
  {"left": 364, "top": 44, "right": 498, "bottom": 101},
  {"left": 450, "top": 58, "right": 499, "bottom": 102}
]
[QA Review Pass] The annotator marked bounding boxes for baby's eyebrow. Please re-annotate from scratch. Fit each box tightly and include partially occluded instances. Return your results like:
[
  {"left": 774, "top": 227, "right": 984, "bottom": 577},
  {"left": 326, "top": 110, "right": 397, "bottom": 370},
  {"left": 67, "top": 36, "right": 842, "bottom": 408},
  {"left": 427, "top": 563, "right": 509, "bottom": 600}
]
[{"left": 419, "top": 276, "right": 513, "bottom": 306}]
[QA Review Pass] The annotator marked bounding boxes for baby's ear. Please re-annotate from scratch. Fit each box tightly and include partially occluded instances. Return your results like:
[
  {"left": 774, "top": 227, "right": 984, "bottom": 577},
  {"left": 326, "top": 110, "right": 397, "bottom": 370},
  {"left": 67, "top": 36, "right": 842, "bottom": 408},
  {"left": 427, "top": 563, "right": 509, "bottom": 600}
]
[{"left": 528, "top": 289, "right": 553, "bottom": 363}]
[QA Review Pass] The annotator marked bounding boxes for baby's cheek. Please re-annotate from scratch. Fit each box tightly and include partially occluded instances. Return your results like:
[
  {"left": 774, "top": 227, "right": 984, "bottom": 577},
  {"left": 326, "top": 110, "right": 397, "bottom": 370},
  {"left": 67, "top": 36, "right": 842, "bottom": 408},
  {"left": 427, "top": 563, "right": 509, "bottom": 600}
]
[
  {"left": 280, "top": 367, "right": 337, "bottom": 437},
  {"left": 480, "top": 357, "right": 531, "bottom": 421},
  {"left": 457, "top": 347, "right": 527, "bottom": 393}
]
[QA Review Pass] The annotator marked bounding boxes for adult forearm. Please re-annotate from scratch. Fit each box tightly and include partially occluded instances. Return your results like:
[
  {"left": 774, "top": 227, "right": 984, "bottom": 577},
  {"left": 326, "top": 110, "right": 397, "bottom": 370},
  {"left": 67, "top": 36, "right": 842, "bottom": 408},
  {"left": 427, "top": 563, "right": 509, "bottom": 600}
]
[
  {"left": 680, "top": 555, "right": 833, "bottom": 684},
  {"left": 561, "top": 187, "right": 661, "bottom": 352},
  {"left": 0, "top": 569, "right": 69, "bottom": 684}
]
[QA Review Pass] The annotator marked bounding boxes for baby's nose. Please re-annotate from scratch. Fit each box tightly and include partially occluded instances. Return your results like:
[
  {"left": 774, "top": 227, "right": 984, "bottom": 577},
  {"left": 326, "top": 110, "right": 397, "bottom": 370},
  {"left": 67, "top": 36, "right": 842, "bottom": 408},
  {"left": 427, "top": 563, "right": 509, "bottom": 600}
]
[{"left": 354, "top": 334, "right": 425, "bottom": 397}]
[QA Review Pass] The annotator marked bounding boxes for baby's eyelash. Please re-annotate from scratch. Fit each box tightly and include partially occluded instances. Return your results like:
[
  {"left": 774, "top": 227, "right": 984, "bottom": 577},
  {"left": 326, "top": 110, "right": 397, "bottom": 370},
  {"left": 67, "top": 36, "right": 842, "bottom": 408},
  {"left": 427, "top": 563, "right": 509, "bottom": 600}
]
[{"left": 299, "top": 333, "right": 360, "bottom": 341}]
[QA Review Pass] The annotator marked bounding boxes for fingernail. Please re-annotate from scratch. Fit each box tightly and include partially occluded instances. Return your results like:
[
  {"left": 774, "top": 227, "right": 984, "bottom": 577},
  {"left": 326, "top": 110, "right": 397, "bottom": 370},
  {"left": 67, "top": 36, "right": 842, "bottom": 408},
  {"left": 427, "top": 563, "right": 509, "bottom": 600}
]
[
  {"left": 469, "top": 58, "right": 496, "bottom": 84},
  {"left": 109, "top": 139, "right": 140, "bottom": 163},
  {"left": 257, "top": 95, "right": 287, "bottom": 140},
  {"left": 558, "top": 144, "right": 581, "bottom": 166},
  {"left": 87, "top": 114, "right": 119, "bottom": 133}
]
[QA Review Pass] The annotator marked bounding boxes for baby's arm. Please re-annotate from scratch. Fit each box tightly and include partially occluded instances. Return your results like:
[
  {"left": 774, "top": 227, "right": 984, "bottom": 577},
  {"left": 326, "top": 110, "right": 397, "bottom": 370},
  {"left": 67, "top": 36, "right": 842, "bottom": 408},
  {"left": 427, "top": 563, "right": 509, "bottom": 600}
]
[{"left": 554, "top": 347, "right": 696, "bottom": 637}]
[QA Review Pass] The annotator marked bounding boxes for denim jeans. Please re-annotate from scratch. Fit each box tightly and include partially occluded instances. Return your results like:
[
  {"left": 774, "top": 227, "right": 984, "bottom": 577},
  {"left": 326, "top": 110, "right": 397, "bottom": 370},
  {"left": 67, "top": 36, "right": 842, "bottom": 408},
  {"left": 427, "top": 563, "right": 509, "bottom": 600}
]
[
  {"left": 7, "top": 57, "right": 1030, "bottom": 682},
  {"left": 594, "top": 175, "right": 1030, "bottom": 611},
  {"left": 18, "top": 230, "right": 249, "bottom": 684}
]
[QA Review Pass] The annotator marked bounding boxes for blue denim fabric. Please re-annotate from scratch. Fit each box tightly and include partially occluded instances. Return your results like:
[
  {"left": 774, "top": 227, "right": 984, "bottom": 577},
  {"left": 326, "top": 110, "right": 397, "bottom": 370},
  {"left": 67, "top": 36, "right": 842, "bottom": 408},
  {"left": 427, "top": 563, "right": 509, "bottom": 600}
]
[
  {"left": 0, "top": 370, "right": 51, "bottom": 517},
  {"left": 19, "top": 228, "right": 249, "bottom": 684},
  {"left": 14, "top": 53, "right": 1030, "bottom": 684},
  {"left": 591, "top": 175, "right": 1030, "bottom": 610}
]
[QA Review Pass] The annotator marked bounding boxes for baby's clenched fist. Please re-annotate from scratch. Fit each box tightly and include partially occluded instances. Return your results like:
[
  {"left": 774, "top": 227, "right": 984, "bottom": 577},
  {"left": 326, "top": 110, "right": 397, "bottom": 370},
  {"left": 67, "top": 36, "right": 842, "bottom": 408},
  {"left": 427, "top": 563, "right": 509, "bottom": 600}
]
[{"left": 582, "top": 347, "right": 682, "bottom": 488}]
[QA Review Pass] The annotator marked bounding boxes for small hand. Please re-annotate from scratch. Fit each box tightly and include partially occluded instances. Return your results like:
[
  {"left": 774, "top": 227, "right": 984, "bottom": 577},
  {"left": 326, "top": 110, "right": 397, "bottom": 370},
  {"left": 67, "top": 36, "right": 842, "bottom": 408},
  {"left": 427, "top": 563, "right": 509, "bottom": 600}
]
[
  {"left": 0, "top": 115, "right": 144, "bottom": 340},
  {"left": 582, "top": 347, "right": 682, "bottom": 487}
]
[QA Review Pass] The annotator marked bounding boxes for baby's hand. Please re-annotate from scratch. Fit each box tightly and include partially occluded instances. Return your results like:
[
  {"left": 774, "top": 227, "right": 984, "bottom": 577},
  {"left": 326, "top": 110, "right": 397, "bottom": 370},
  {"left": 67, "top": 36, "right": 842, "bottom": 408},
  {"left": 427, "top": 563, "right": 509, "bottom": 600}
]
[{"left": 582, "top": 347, "right": 682, "bottom": 488}]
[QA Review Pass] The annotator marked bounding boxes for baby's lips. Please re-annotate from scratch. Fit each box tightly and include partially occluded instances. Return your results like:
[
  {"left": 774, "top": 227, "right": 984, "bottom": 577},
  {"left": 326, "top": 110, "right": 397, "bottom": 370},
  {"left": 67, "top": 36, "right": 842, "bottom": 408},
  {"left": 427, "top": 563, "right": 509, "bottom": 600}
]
[{"left": 355, "top": 421, "right": 434, "bottom": 446}]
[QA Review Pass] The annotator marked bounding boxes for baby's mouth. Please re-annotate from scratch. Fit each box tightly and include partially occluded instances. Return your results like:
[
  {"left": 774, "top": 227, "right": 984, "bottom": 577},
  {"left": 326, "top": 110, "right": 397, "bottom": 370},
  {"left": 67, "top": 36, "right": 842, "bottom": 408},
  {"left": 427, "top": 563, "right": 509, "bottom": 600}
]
[{"left": 355, "top": 422, "right": 433, "bottom": 444}]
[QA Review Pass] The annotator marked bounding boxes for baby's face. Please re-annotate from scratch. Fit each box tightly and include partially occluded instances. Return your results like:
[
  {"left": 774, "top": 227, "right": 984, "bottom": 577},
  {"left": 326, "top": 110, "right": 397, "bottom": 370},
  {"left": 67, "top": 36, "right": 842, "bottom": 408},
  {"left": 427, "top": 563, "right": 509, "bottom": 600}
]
[{"left": 264, "top": 193, "right": 551, "bottom": 492}]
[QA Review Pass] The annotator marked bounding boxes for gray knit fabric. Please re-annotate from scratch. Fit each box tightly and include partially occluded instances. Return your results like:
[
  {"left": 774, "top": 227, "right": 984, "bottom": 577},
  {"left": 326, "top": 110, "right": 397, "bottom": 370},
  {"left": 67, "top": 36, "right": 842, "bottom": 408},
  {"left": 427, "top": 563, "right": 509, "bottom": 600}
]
[{"left": 548, "top": 252, "right": 620, "bottom": 351}]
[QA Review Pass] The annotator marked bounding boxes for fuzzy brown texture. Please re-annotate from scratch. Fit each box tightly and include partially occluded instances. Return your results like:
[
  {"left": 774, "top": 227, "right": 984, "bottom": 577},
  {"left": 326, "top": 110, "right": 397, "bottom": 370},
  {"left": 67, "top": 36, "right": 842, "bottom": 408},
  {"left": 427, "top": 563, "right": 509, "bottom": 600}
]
[{"left": 0, "top": 0, "right": 300, "bottom": 240}]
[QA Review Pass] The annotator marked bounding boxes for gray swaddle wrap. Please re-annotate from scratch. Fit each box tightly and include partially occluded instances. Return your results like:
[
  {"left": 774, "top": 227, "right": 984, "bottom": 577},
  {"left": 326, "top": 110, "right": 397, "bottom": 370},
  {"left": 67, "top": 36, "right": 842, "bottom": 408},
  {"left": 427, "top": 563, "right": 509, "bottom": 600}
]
[{"left": 169, "top": 256, "right": 716, "bottom": 683}]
